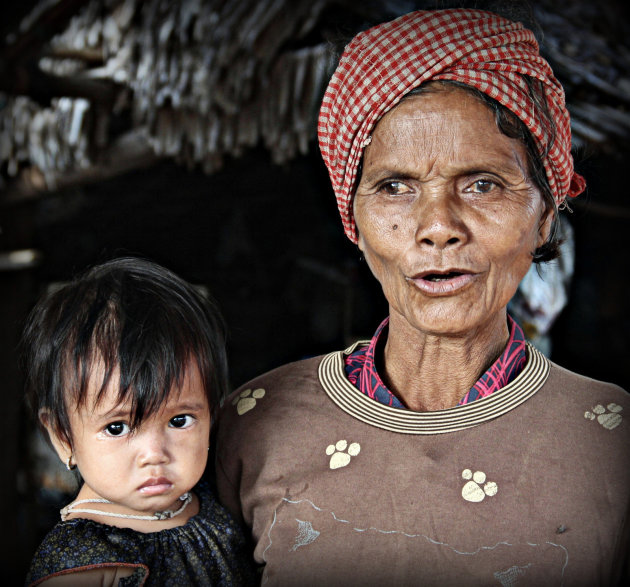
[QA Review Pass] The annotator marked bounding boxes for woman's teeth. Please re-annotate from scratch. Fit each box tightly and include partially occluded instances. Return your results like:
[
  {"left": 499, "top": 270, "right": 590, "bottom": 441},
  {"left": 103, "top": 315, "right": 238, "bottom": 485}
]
[{"left": 425, "top": 272, "right": 461, "bottom": 282}]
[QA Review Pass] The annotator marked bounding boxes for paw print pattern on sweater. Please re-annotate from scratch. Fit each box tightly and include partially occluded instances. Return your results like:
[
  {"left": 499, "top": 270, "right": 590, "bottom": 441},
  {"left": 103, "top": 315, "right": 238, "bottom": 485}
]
[
  {"left": 461, "top": 469, "right": 498, "bottom": 503},
  {"left": 232, "top": 388, "right": 265, "bottom": 415},
  {"left": 584, "top": 403, "right": 622, "bottom": 430},
  {"left": 326, "top": 440, "right": 360, "bottom": 469}
]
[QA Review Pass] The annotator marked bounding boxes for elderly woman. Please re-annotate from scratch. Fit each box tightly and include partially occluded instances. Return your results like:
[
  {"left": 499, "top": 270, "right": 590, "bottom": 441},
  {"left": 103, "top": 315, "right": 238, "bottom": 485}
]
[{"left": 215, "top": 9, "right": 629, "bottom": 586}]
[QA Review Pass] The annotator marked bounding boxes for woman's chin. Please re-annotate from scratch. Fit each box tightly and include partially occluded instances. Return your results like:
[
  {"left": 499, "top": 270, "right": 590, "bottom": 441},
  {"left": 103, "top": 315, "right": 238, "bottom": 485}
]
[{"left": 397, "top": 304, "right": 502, "bottom": 338}]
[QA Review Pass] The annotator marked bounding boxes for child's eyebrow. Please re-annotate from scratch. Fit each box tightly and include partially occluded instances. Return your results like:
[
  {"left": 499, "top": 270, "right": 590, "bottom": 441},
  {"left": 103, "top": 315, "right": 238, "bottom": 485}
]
[
  {"left": 95, "top": 401, "right": 207, "bottom": 420},
  {"left": 97, "top": 406, "right": 131, "bottom": 420},
  {"left": 172, "top": 402, "right": 207, "bottom": 412}
]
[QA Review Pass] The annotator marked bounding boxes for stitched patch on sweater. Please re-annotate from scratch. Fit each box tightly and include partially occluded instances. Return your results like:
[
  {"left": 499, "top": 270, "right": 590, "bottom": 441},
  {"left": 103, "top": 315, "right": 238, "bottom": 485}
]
[
  {"left": 291, "top": 519, "right": 320, "bottom": 551},
  {"left": 494, "top": 563, "right": 532, "bottom": 586}
]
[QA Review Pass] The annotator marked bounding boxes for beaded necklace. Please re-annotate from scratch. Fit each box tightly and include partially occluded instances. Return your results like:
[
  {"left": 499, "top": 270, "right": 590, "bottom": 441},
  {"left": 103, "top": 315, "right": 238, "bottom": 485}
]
[{"left": 60, "top": 492, "right": 192, "bottom": 522}]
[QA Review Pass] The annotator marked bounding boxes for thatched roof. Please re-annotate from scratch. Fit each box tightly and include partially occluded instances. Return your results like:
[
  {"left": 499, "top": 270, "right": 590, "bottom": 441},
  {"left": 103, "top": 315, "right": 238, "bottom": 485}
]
[{"left": 1, "top": 0, "right": 629, "bottom": 200}]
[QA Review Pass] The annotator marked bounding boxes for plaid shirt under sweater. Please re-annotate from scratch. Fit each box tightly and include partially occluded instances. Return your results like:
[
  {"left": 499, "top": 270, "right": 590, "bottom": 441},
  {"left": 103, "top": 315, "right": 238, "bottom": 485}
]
[{"left": 344, "top": 316, "right": 527, "bottom": 408}]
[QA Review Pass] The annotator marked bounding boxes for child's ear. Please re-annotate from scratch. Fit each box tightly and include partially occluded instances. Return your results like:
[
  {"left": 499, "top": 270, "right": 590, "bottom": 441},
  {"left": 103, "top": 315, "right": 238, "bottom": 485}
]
[{"left": 39, "top": 408, "right": 72, "bottom": 466}]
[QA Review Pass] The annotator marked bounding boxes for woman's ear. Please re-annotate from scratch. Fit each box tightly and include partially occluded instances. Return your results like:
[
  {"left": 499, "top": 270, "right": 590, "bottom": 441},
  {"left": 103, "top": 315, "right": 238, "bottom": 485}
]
[
  {"left": 351, "top": 198, "right": 364, "bottom": 254},
  {"left": 39, "top": 408, "right": 72, "bottom": 467},
  {"left": 357, "top": 233, "right": 365, "bottom": 253},
  {"left": 537, "top": 208, "right": 554, "bottom": 249}
]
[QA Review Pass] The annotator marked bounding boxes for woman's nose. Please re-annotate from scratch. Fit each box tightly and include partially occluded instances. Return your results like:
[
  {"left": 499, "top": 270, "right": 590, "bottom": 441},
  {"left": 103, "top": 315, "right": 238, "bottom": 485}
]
[
  {"left": 414, "top": 190, "right": 468, "bottom": 249},
  {"left": 136, "top": 429, "right": 170, "bottom": 466}
]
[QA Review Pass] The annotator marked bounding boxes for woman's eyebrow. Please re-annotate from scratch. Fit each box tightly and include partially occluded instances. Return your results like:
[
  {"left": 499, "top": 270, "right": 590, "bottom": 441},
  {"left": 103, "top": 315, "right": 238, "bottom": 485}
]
[
  {"left": 458, "top": 167, "right": 512, "bottom": 176},
  {"left": 359, "top": 168, "right": 416, "bottom": 183},
  {"left": 456, "top": 161, "right": 529, "bottom": 179}
]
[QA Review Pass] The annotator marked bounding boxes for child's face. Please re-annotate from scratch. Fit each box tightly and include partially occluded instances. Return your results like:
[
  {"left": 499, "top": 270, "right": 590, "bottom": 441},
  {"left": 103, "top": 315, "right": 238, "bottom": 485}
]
[{"left": 53, "top": 361, "right": 210, "bottom": 516}]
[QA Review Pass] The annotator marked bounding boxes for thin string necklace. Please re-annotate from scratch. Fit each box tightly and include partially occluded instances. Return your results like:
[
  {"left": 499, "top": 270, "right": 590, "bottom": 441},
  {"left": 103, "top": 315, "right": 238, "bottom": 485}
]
[{"left": 60, "top": 492, "right": 192, "bottom": 522}]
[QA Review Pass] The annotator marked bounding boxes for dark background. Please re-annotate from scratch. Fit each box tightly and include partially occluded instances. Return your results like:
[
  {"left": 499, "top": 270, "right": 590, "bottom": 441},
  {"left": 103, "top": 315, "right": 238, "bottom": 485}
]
[
  {"left": 3, "top": 135, "right": 629, "bottom": 582},
  {"left": 1, "top": 0, "right": 629, "bottom": 583}
]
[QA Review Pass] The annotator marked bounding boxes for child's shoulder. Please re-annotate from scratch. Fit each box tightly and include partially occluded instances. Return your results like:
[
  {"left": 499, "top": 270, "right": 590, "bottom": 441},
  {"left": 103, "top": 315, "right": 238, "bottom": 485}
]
[
  {"left": 27, "top": 484, "right": 256, "bottom": 586},
  {"left": 25, "top": 518, "right": 149, "bottom": 586}
]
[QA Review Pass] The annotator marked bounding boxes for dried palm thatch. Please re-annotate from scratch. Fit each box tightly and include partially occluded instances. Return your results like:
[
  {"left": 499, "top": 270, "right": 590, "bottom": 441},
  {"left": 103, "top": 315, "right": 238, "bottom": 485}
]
[{"left": 0, "top": 0, "right": 628, "bottom": 200}]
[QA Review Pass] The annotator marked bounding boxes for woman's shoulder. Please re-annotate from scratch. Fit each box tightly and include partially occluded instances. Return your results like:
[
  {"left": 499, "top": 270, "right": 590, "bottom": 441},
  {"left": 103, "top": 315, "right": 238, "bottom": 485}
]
[
  {"left": 215, "top": 352, "right": 342, "bottom": 459},
  {"left": 224, "top": 339, "right": 374, "bottom": 409},
  {"left": 541, "top": 358, "right": 629, "bottom": 434},
  {"left": 222, "top": 353, "right": 330, "bottom": 410},
  {"left": 241, "top": 353, "right": 327, "bottom": 388},
  {"left": 545, "top": 358, "right": 628, "bottom": 397}
]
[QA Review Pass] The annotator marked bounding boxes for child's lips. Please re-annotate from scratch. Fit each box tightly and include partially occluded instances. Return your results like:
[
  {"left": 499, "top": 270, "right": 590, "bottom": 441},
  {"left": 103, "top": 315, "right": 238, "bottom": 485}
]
[{"left": 138, "top": 477, "right": 173, "bottom": 496}]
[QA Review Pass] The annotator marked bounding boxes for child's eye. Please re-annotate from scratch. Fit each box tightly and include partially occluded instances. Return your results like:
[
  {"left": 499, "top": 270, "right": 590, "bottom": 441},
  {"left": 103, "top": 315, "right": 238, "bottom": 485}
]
[
  {"left": 105, "top": 422, "right": 130, "bottom": 436},
  {"left": 169, "top": 415, "right": 195, "bottom": 429}
]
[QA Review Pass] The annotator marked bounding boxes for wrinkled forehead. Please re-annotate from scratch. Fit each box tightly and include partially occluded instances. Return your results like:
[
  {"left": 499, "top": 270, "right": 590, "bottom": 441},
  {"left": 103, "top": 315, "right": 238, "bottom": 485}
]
[
  {"left": 373, "top": 87, "right": 494, "bottom": 139},
  {"left": 363, "top": 88, "right": 529, "bottom": 176}
]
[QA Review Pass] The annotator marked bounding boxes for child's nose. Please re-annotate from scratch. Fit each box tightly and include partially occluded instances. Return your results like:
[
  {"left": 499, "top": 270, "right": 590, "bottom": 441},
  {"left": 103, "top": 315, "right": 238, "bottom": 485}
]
[{"left": 137, "top": 430, "right": 170, "bottom": 466}]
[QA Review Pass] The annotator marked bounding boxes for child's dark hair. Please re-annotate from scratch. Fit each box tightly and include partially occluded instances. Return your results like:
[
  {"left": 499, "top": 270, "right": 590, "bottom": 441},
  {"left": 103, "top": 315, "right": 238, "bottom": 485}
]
[{"left": 21, "top": 257, "right": 228, "bottom": 446}]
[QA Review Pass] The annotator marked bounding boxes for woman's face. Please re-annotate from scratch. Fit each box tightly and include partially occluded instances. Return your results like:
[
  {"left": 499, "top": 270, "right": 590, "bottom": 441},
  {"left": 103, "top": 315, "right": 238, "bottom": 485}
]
[{"left": 354, "top": 85, "right": 552, "bottom": 337}]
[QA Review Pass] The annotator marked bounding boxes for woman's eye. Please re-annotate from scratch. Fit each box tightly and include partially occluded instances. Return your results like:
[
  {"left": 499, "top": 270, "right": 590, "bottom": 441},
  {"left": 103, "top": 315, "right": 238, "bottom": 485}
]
[
  {"left": 467, "top": 179, "right": 497, "bottom": 193},
  {"left": 105, "top": 422, "right": 130, "bottom": 436},
  {"left": 381, "top": 181, "right": 411, "bottom": 195},
  {"left": 169, "top": 415, "right": 194, "bottom": 429}
]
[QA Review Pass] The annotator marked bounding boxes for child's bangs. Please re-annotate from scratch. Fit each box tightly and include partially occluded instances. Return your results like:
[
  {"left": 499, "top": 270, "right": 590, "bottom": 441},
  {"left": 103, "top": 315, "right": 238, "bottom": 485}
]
[{"left": 79, "top": 302, "right": 205, "bottom": 429}]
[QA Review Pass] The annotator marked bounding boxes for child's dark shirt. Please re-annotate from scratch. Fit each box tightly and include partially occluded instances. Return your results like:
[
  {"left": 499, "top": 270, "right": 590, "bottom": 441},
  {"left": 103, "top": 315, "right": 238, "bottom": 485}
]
[{"left": 26, "top": 481, "right": 256, "bottom": 586}]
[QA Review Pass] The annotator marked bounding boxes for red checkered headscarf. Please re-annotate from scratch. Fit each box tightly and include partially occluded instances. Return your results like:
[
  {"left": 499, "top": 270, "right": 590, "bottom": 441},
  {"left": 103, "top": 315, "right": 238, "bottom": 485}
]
[{"left": 318, "top": 8, "right": 586, "bottom": 243}]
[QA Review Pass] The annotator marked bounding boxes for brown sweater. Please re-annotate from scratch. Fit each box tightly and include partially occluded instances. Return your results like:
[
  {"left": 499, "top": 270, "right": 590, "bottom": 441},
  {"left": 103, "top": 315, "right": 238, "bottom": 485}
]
[{"left": 216, "top": 342, "right": 630, "bottom": 586}]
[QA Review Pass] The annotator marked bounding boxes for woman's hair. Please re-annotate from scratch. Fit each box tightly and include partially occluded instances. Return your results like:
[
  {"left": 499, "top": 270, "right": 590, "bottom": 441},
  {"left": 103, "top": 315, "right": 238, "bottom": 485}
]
[
  {"left": 21, "top": 257, "right": 228, "bottom": 446},
  {"left": 403, "top": 79, "right": 561, "bottom": 262}
]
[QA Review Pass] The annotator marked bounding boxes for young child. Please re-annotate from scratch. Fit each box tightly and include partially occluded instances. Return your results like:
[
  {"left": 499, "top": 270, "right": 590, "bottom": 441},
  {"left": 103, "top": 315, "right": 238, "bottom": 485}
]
[{"left": 22, "top": 257, "right": 256, "bottom": 586}]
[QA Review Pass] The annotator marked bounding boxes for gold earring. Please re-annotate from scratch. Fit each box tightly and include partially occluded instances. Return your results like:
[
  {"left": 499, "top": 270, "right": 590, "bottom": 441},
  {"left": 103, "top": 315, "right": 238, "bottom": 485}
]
[{"left": 66, "top": 455, "right": 77, "bottom": 471}]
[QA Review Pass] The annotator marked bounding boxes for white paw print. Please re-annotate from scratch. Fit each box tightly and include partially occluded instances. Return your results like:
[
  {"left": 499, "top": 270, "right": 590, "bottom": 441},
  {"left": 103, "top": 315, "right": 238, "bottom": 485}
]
[
  {"left": 461, "top": 469, "right": 498, "bottom": 503},
  {"left": 584, "top": 403, "right": 622, "bottom": 430},
  {"left": 326, "top": 440, "right": 360, "bottom": 469},
  {"left": 232, "top": 388, "right": 265, "bottom": 415}
]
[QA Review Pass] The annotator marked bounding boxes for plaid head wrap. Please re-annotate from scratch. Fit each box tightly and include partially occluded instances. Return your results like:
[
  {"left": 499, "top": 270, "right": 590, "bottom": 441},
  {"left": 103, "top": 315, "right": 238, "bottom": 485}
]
[{"left": 318, "top": 9, "right": 586, "bottom": 243}]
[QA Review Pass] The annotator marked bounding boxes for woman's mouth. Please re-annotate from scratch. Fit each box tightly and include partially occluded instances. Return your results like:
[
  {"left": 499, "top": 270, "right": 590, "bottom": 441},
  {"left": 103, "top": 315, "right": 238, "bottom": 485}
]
[
  {"left": 423, "top": 271, "right": 462, "bottom": 282},
  {"left": 138, "top": 477, "right": 173, "bottom": 496},
  {"left": 407, "top": 270, "right": 475, "bottom": 294}
]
